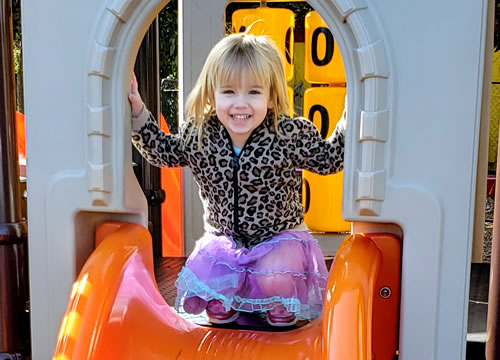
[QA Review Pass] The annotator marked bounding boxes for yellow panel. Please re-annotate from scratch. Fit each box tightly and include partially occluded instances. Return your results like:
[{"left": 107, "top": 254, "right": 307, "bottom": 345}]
[
  {"left": 303, "top": 87, "right": 349, "bottom": 232},
  {"left": 232, "top": 8, "right": 295, "bottom": 81},
  {"left": 287, "top": 86, "right": 294, "bottom": 116},
  {"left": 304, "top": 11, "right": 345, "bottom": 85},
  {"left": 489, "top": 51, "right": 500, "bottom": 169}
]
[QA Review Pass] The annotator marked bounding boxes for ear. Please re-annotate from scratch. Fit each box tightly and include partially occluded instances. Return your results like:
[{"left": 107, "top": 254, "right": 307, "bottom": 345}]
[{"left": 268, "top": 98, "right": 274, "bottom": 109}]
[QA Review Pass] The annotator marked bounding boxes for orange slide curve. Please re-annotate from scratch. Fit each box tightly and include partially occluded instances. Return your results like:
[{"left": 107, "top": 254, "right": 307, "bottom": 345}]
[{"left": 53, "top": 222, "right": 400, "bottom": 360}]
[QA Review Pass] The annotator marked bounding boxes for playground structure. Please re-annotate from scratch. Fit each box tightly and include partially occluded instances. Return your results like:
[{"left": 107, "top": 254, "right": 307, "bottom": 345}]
[{"left": 4, "top": 0, "right": 491, "bottom": 358}]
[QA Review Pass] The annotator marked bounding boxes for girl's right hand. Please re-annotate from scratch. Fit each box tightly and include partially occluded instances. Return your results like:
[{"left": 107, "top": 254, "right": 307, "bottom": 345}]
[{"left": 128, "top": 73, "right": 145, "bottom": 117}]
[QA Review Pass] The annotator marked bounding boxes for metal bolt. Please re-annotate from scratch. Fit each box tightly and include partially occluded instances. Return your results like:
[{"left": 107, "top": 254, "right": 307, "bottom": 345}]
[{"left": 380, "top": 287, "right": 391, "bottom": 299}]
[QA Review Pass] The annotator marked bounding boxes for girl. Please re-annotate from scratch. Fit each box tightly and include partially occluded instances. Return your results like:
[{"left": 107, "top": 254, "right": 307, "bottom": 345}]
[{"left": 128, "top": 33, "right": 346, "bottom": 326}]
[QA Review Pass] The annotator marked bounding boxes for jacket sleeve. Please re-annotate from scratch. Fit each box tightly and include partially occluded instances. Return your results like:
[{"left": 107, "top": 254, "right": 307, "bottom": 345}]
[
  {"left": 131, "top": 107, "right": 190, "bottom": 168},
  {"left": 286, "top": 114, "right": 345, "bottom": 175}
]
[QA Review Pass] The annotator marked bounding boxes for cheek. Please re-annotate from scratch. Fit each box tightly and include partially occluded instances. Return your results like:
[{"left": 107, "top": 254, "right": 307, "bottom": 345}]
[
  {"left": 215, "top": 97, "right": 230, "bottom": 110},
  {"left": 214, "top": 100, "right": 226, "bottom": 114}
]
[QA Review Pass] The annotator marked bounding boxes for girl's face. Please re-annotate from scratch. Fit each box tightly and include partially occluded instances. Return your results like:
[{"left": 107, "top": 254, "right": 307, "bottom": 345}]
[{"left": 214, "top": 72, "right": 273, "bottom": 148}]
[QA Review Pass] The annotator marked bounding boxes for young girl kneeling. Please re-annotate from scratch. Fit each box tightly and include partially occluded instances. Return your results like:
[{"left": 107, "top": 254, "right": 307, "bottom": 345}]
[{"left": 128, "top": 33, "right": 346, "bottom": 326}]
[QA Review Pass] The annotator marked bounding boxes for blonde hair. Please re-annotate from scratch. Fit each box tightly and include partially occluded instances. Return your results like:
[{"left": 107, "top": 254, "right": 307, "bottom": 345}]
[{"left": 185, "top": 33, "right": 290, "bottom": 142}]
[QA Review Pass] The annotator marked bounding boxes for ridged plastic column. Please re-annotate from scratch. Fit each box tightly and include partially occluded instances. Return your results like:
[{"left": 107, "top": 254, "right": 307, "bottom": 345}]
[{"left": 310, "top": 0, "right": 391, "bottom": 218}]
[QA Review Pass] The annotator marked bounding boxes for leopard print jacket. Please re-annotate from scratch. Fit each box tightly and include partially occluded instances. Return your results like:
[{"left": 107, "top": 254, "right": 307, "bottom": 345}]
[{"left": 132, "top": 109, "right": 345, "bottom": 248}]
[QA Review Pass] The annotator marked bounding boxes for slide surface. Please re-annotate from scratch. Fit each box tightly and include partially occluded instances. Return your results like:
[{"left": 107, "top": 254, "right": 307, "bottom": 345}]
[{"left": 53, "top": 222, "right": 400, "bottom": 360}]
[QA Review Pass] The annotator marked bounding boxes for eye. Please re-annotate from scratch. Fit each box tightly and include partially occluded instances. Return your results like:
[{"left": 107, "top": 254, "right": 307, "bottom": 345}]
[
  {"left": 249, "top": 89, "right": 262, "bottom": 95},
  {"left": 222, "top": 89, "right": 234, "bottom": 94}
]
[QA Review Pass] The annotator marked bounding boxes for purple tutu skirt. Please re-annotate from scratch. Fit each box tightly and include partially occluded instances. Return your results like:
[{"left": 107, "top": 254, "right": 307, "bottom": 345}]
[{"left": 174, "top": 230, "right": 329, "bottom": 320}]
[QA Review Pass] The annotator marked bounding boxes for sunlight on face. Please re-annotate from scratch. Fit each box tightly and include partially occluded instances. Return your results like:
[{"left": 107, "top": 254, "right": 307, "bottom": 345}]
[{"left": 214, "top": 71, "right": 273, "bottom": 148}]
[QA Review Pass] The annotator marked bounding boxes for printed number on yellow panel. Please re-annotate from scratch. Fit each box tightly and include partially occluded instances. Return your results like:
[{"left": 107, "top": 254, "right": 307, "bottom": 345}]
[
  {"left": 304, "top": 11, "right": 345, "bottom": 85},
  {"left": 303, "top": 87, "right": 346, "bottom": 139}
]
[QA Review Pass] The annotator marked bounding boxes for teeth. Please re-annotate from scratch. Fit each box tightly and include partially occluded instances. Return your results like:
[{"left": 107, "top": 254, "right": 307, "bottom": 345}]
[{"left": 232, "top": 115, "right": 250, "bottom": 120}]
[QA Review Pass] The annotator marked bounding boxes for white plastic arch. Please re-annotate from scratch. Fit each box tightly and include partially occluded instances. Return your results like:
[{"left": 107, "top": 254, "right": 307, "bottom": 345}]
[
  {"left": 21, "top": 0, "right": 491, "bottom": 359},
  {"left": 86, "top": 0, "right": 391, "bottom": 216}
]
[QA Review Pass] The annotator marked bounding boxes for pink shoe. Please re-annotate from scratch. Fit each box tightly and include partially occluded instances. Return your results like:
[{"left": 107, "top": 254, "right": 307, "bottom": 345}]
[
  {"left": 183, "top": 296, "right": 208, "bottom": 315},
  {"left": 206, "top": 299, "right": 239, "bottom": 324},
  {"left": 266, "top": 305, "right": 297, "bottom": 327}
]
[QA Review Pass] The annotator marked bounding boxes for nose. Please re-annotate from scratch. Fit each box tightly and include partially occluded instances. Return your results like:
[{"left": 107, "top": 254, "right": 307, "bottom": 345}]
[{"left": 234, "top": 94, "right": 248, "bottom": 108}]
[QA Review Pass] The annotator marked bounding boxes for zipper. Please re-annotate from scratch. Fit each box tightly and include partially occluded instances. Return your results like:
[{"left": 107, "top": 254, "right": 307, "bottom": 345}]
[
  {"left": 232, "top": 154, "right": 240, "bottom": 234},
  {"left": 222, "top": 122, "right": 266, "bottom": 239}
]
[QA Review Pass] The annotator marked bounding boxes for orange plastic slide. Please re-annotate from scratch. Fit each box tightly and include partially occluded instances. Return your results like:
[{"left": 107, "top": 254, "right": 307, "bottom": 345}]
[{"left": 53, "top": 222, "right": 400, "bottom": 360}]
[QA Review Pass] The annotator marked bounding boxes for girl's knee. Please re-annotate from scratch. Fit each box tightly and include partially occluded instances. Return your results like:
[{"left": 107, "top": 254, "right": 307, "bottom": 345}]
[
  {"left": 257, "top": 273, "right": 295, "bottom": 297},
  {"left": 256, "top": 244, "right": 305, "bottom": 273}
]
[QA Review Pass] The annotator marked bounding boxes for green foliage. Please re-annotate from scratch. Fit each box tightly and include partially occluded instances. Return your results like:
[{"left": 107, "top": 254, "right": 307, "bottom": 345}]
[
  {"left": 159, "top": 0, "right": 179, "bottom": 132},
  {"left": 12, "top": 0, "right": 22, "bottom": 73},
  {"left": 13, "top": 46, "right": 21, "bottom": 73},
  {"left": 12, "top": 0, "right": 23, "bottom": 111},
  {"left": 159, "top": 0, "right": 178, "bottom": 79}
]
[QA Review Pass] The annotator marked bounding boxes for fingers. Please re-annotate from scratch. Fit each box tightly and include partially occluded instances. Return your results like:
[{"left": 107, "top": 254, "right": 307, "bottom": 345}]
[
  {"left": 128, "top": 72, "right": 144, "bottom": 116},
  {"left": 130, "top": 73, "right": 138, "bottom": 94}
]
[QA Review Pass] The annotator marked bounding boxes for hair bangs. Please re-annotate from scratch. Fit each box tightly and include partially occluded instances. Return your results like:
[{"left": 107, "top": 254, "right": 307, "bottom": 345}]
[{"left": 214, "top": 45, "right": 271, "bottom": 90}]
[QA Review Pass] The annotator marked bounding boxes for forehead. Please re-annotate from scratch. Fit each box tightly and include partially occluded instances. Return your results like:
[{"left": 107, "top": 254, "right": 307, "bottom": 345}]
[{"left": 218, "top": 69, "right": 268, "bottom": 88}]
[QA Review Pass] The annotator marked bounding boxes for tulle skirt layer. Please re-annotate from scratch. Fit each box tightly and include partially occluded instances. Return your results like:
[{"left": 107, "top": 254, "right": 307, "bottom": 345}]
[{"left": 174, "top": 231, "right": 328, "bottom": 320}]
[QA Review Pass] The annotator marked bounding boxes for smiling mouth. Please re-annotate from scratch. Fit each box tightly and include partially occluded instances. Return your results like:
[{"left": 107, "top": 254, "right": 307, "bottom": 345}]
[{"left": 231, "top": 115, "right": 251, "bottom": 121}]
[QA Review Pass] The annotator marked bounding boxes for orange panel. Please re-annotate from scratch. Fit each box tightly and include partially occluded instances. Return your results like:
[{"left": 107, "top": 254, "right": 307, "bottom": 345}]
[
  {"left": 159, "top": 114, "right": 184, "bottom": 257},
  {"left": 16, "top": 111, "right": 26, "bottom": 160},
  {"left": 322, "top": 233, "right": 401, "bottom": 359}
]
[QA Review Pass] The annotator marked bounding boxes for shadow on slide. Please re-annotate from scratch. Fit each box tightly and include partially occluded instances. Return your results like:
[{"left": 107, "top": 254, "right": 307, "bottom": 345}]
[{"left": 53, "top": 221, "right": 400, "bottom": 360}]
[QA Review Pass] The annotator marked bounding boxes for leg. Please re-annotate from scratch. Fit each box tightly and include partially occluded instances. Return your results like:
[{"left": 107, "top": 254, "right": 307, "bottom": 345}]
[
  {"left": 175, "top": 233, "right": 245, "bottom": 317},
  {"left": 256, "top": 241, "right": 304, "bottom": 298},
  {"left": 254, "top": 239, "right": 306, "bottom": 326},
  {"left": 255, "top": 240, "right": 305, "bottom": 298},
  {"left": 182, "top": 296, "right": 208, "bottom": 314},
  {"left": 245, "top": 232, "right": 328, "bottom": 325}
]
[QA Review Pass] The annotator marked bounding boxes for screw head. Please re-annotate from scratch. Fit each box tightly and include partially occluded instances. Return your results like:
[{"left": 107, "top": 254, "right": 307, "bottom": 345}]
[{"left": 380, "top": 287, "right": 391, "bottom": 299}]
